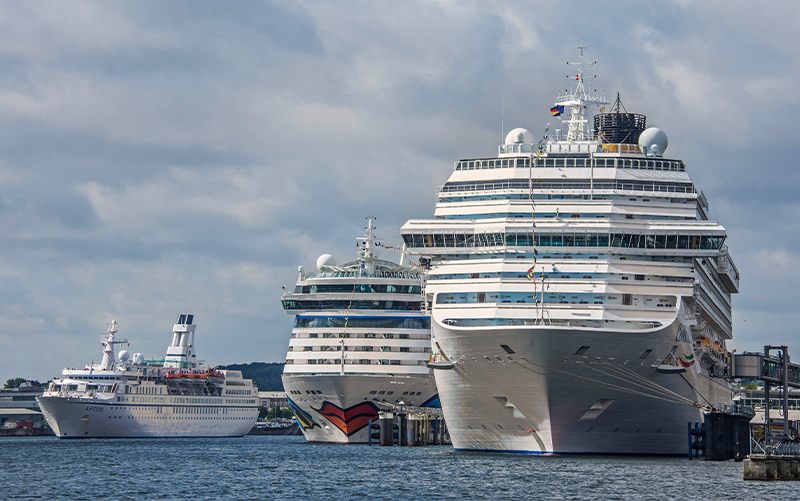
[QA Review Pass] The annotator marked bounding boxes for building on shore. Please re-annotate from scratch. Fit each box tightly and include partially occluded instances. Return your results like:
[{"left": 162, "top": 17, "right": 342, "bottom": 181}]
[
  {"left": 259, "top": 391, "right": 288, "bottom": 410},
  {"left": 0, "top": 408, "right": 45, "bottom": 429},
  {"left": 0, "top": 381, "right": 45, "bottom": 411}
]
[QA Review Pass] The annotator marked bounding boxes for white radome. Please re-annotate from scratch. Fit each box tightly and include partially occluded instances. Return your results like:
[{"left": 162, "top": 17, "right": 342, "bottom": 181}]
[
  {"left": 316, "top": 253, "right": 336, "bottom": 271},
  {"left": 639, "top": 127, "right": 668, "bottom": 157},
  {"left": 505, "top": 128, "right": 534, "bottom": 145}
]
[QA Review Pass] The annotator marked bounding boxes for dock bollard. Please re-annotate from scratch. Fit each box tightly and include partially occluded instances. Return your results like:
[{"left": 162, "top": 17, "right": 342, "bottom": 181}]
[
  {"left": 398, "top": 413, "right": 407, "bottom": 446},
  {"left": 379, "top": 416, "right": 393, "bottom": 446}
]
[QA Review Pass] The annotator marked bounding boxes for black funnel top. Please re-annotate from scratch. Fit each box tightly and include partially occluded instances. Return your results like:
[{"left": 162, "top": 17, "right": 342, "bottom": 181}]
[{"left": 593, "top": 92, "right": 646, "bottom": 145}]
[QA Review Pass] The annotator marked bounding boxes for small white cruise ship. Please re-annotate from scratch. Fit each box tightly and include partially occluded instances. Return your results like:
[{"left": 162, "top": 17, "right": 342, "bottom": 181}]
[
  {"left": 400, "top": 46, "right": 739, "bottom": 455},
  {"left": 37, "top": 315, "right": 259, "bottom": 438},
  {"left": 281, "top": 217, "right": 438, "bottom": 443}
]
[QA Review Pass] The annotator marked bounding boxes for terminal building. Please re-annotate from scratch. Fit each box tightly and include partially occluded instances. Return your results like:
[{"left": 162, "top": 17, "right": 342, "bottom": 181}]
[{"left": 258, "top": 391, "right": 288, "bottom": 410}]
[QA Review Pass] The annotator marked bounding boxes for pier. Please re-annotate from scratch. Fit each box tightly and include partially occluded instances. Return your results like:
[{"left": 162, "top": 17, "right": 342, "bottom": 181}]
[
  {"left": 368, "top": 408, "right": 450, "bottom": 447},
  {"left": 730, "top": 346, "right": 800, "bottom": 480}
]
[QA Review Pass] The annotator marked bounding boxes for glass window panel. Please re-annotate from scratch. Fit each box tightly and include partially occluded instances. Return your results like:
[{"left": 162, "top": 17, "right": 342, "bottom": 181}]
[
  {"left": 412, "top": 234, "right": 423, "bottom": 248},
  {"left": 455, "top": 234, "right": 466, "bottom": 247},
  {"left": 678, "top": 235, "right": 689, "bottom": 249},
  {"left": 597, "top": 233, "right": 609, "bottom": 247},
  {"left": 655, "top": 235, "right": 666, "bottom": 248},
  {"left": 536, "top": 233, "right": 548, "bottom": 246},
  {"left": 574, "top": 233, "right": 585, "bottom": 246},
  {"left": 443, "top": 234, "right": 455, "bottom": 247}
]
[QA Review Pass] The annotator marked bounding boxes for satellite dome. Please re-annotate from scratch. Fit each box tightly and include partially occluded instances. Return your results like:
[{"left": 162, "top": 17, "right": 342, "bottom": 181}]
[
  {"left": 505, "top": 128, "right": 534, "bottom": 145},
  {"left": 317, "top": 254, "right": 336, "bottom": 271},
  {"left": 118, "top": 350, "right": 130, "bottom": 362},
  {"left": 638, "top": 127, "right": 668, "bottom": 157},
  {"left": 132, "top": 353, "right": 145, "bottom": 365}
]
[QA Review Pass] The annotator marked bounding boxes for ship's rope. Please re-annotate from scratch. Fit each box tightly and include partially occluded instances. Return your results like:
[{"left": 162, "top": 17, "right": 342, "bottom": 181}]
[
  {"left": 559, "top": 360, "right": 698, "bottom": 407},
  {"left": 602, "top": 362, "right": 698, "bottom": 405},
  {"left": 679, "top": 372, "right": 713, "bottom": 408},
  {"left": 569, "top": 361, "right": 694, "bottom": 404},
  {"left": 504, "top": 357, "right": 700, "bottom": 408}
]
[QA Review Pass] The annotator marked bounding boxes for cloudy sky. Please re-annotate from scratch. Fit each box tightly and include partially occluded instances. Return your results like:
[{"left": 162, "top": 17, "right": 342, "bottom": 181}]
[{"left": 1, "top": 1, "right": 798, "bottom": 383}]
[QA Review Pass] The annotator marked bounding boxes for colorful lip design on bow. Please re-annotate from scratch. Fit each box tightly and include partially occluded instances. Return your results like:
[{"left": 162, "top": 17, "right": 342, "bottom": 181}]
[
  {"left": 288, "top": 398, "right": 319, "bottom": 430},
  {"left": 312, "top": 401, "right": 381, "bottom": 436}
]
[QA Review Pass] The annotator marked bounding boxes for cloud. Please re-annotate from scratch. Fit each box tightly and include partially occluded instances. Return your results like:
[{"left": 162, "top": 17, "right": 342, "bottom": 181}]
[{"left": 1, "top": 1, "right": 799, "bottom": 383}]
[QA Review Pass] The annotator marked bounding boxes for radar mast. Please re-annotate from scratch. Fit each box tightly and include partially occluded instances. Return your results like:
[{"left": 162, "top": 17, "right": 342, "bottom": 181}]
[{"left": 555, "top": 42, "right": 607, "bottom": 141}]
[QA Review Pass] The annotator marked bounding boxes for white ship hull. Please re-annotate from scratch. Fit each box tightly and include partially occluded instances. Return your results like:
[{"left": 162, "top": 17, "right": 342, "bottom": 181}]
[
  {"left": 432, "top": 315, "right": 732, "bottom": 455},
  {"left": 37, "top": 396, "right": 257, "bottom": 438},
  {"left": 284, "top": 373, "right": 438, "bottom": 443}
]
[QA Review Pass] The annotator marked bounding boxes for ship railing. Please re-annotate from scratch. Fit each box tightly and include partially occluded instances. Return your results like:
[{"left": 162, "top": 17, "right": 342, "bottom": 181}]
[
  {"left": 302, "top": 271, "right": 422, "bottom": 280},
  {"left": 436, "top": 181, "right": 696, "bottom": 196}
]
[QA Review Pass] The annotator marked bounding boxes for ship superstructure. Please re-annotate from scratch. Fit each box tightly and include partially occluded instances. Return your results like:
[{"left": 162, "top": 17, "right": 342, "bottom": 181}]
[
  {"left": 400, "top": 46, "right": 739, "bottom": 455},
  {"left": 281, "top": 217, "right": 438, "bottom": 443},
  {"left": 37, "top": 315, "right": 259, "bottom": 438}
]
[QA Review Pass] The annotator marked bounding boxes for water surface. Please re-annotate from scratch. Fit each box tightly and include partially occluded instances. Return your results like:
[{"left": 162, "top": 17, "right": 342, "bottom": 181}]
[{"left": 0, "top": 436, "right": 792, "bottom": 500}]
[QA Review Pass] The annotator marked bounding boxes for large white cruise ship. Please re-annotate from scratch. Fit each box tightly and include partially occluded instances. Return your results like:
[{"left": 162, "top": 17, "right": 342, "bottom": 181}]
[
  {"left": 37, "top": 315, "right": 259, "bottom": 438},
  {"left": 281, "top": 218, "right": 438, "bottom": 443},
  {"left": 400, "top": 47, "right": 739, "bottom": 455}
]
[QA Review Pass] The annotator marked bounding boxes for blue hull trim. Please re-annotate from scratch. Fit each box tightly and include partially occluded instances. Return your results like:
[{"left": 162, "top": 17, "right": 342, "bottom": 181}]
[{"left": 453, "top": 448, "right": 687, "bottom": 457}]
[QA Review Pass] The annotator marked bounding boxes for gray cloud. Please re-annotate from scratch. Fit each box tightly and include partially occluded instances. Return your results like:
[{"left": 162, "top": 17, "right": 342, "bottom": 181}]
[{"left": 0, "top": 0, "right": 798, "bottom": 382}]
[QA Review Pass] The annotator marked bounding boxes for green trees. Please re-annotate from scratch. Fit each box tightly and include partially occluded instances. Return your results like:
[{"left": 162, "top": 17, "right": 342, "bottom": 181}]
[
  {"left": 266, "top": 407, "right": 293, "bottom": 419},
  {"left": 218, "top": 362, "right": 284, "bottom": 391},
  {"left": 258, "top": 405, "right": 293, "bottom": 419},
  {"left": 4, "top": 378, "right": 26, "bottom": 389}
]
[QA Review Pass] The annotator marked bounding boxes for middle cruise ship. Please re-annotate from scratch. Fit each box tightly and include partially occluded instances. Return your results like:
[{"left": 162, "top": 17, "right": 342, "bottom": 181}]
[
  {"left": 400, "top": 47, "right": 740, "bottom": 455},
  {"left": 281, "top": 217, "right": 439, "bottom": 443}
]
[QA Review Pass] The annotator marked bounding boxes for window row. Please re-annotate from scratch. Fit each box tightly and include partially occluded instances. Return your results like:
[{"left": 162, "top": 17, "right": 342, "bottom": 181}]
[
  {"left": 304, "top": 333, "right": 412, "bottom": 339},
  {"left": 298, "top": 346, "right": 415, "bottom": 352},
  {"left": 435, "top": 291, "right": 676, "bottom": 307},
  {"left": 440, "top": 179, "right": 695, "bottom": 195},
  {"left": 294, "top": 316, "right": 431, "bottom": 330},
  {"left": 282, "top": 300, "right": 421, "bottom": 311},
  {"left": 294, "top": 284, "right": 421, "bottom": 295},
  {"left": 401, "top": 232, "right": 725, "bottom": 250},
  {"left": 454, "top": 156, "right": 686, "bottom": 172},
  {"left": 303, "top": 359, "right": 404, "bottom": 365}
]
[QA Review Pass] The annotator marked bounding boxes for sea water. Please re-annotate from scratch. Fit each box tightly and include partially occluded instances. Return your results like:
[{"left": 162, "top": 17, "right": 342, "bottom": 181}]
[{"left": 0, "top": 435, "right": 795, "bottom": 500}]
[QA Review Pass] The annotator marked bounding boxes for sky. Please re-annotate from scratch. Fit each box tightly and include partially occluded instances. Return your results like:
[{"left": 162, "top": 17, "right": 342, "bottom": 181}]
[{"left": 1, "top": 1, "right": 799, "bottom": 384}]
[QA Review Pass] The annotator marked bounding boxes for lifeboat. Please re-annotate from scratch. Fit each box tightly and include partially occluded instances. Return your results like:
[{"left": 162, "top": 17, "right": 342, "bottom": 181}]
[
  {"left": 206, "top": 370, "right": 225, "bottom": 384},
  {"left": 656, "top": 353, "right": 688, "bottom": 373},
  {"left": 427, "top": 351, "right": 455, "bottom": 370}
]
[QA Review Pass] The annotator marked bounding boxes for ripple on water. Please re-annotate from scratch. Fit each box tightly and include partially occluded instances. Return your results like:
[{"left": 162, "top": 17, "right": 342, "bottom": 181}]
[{"left": 1, "top": 436, "right": 798, "bottom": 500}]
